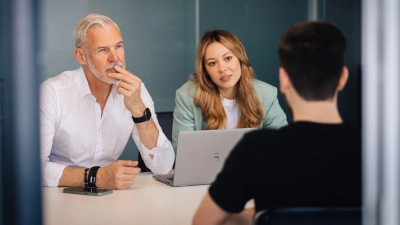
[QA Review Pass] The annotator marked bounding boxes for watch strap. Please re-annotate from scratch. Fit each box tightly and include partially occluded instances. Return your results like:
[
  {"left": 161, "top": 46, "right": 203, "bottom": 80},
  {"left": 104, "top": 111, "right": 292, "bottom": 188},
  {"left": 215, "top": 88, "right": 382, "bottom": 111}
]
[{"left": 132, "top": 108, "right": 151, "bottom": 123}]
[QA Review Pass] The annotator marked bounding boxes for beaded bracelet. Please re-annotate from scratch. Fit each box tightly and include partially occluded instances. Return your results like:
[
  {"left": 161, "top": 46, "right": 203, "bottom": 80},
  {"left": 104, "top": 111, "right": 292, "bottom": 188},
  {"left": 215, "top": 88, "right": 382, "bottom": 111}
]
[{"left": 84, "top": 168, "right": 89, "bottom": 187}]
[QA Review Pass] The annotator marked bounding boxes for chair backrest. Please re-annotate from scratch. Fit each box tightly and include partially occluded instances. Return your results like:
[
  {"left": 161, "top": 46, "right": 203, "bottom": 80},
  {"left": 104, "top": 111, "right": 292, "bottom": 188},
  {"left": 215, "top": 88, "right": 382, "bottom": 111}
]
[
  {"left": 156, "top": 112, "right": 174, "bottom": 142},
  {"left": 253, "top": 207, "right": 361, "bottom": 225},
  {"left": 138, "top": 111, "right": 173, "bottom": 172}
]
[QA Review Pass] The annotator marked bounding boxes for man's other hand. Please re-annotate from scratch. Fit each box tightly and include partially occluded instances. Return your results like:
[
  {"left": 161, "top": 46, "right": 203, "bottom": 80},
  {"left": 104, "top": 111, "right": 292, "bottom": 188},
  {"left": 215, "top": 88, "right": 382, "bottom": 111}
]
[{"left": 96, "top": 160, "right": 141, "bottom": 190}]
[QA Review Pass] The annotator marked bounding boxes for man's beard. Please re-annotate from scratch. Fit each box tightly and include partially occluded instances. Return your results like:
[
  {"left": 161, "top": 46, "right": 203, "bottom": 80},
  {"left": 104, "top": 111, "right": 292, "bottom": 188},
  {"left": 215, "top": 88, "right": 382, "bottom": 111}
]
[{"left": 87, "top": 59, "right": 125, "bottom": 84}]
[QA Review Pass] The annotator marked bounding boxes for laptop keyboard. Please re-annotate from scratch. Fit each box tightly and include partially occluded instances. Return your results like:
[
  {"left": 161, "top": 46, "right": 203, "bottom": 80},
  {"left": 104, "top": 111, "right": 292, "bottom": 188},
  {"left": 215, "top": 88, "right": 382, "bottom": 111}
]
[{"left": 166, "top": 177, "right": 174, "bottom": 181}]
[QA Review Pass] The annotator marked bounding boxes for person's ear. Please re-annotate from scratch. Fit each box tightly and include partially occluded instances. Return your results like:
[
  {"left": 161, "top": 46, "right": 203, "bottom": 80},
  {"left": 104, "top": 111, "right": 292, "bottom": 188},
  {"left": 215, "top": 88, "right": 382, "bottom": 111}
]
[
  {"left": 279, "top": 67, "right": 291, "bottom": 94},
  {"left": 337, "top": 66, "right": 349, "bottom": 91},
  {"left": 74, "top": 48, "right": 87, "bottom": 65}
]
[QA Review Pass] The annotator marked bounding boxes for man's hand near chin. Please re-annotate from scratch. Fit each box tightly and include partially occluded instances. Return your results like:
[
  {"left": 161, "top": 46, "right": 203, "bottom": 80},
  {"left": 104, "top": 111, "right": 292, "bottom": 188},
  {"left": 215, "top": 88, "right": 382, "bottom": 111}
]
[{"left": 107, "top": 65, "right": 143, "bottom": 114}]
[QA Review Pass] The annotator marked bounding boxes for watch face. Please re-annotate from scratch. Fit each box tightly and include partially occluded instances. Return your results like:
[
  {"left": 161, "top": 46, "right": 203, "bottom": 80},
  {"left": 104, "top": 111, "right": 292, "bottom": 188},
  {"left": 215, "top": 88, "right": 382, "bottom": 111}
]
[{"left": 145, "top": 108, "right": 151, "bottom": 119}]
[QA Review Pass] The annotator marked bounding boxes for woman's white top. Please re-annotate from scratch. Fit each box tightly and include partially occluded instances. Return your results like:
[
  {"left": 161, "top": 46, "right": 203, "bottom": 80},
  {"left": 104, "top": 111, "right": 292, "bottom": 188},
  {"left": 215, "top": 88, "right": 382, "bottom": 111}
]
[{"left": 221, "top": 96, "right": 239, "bottom": 129}]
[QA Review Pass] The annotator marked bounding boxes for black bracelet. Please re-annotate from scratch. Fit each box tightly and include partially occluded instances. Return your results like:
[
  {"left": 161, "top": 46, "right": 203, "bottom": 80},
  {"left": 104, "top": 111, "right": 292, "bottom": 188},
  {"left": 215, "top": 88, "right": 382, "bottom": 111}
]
[
  {"left": 84, "top": 168, "right": 89, "bottom": 187},
  {"left": 88, "top": 166, "right": 100, "bottom": 187}
]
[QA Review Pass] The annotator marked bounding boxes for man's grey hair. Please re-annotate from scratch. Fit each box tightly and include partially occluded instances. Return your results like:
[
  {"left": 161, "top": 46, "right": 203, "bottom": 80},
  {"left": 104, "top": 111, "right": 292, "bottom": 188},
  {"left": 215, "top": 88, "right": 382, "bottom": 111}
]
[{"left": 73, "top": 13, "right": 120, "bottom": 49}]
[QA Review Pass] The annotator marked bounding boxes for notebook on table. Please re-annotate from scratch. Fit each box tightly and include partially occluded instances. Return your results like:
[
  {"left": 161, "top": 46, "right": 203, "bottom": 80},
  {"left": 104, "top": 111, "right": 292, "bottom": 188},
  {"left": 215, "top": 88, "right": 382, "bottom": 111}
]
[{"left": 153, "top": 128, "right": 257, "bottom": 187}]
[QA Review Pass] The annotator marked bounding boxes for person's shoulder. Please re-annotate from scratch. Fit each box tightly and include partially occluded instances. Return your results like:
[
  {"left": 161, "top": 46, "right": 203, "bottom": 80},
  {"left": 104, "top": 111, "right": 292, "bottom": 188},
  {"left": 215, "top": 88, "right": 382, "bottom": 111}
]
[
  {"left": 225, "top": 128, "right": 286, "bottom": 165},
  {"left": 176, "top": 80, "right": 197, "bottom": 96},
  {"left": 340, "top": 122, "right": 359, "bottom": 131},
  {"left": 337, "top": 122, "right": 361, "bottom": 138},
  {"left": 253, "top": 79, "right": 276, "bottom": 90},
  {"left": 288, "top": 122, "right": 360, "bottom": 141},
  {"left": 252, "top": 79, "right": 278, "bottom": 97},
  {"left": 302, "top": 122, "right": 359, "bottom": 134},
  {"left": 239, "top": 127, "right": 285, "bottom": 148},
  {"left": 41, "top": 68, "right": 81, "bottom": 88}
]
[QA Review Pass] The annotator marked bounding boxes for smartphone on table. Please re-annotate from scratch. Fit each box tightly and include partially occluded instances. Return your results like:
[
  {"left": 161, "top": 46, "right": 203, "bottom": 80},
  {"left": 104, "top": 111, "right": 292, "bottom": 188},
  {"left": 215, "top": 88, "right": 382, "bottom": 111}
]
[{"left": 63, "top": 186, "right": 113, "bottom": 196}]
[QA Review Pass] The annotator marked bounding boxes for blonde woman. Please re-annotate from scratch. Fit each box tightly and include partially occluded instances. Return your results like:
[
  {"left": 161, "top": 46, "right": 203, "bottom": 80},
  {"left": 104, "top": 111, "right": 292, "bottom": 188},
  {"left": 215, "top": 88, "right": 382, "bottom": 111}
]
[{"left": 172, "top": 30, "right": 287, "bottom": 150}]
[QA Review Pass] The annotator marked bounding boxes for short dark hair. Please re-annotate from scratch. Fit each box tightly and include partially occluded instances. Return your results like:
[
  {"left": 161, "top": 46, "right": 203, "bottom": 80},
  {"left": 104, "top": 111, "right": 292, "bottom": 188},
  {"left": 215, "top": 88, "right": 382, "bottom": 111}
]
[{"left": 278, "top": 21, "right": 347, "bottom": 100}]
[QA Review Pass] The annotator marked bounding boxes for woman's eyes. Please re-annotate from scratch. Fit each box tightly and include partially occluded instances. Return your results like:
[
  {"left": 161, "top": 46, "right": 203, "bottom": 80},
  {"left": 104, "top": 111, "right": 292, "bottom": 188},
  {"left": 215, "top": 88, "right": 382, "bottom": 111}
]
[{"left": 207, "top": 56, "right": 233, "bottom": 66}]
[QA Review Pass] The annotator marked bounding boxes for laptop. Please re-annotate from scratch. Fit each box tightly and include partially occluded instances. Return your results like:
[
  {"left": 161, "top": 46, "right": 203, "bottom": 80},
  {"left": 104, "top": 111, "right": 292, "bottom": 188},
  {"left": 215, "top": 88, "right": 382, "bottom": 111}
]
[{"left": 153, "top": 128, "right": 257, "bottom": 187}]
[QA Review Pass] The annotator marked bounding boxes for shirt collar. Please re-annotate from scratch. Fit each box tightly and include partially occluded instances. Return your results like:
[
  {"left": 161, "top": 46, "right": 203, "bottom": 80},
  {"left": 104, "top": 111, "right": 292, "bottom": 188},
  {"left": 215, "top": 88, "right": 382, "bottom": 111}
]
[
  {"left": 110, "top": 82, "right": 119, "bottom": 99},
  {"left": 77, "top": 67, "right": 91, "bottom": 99},
  {"left": 77, "top": 66, "right": 119, "bottom": 100}
]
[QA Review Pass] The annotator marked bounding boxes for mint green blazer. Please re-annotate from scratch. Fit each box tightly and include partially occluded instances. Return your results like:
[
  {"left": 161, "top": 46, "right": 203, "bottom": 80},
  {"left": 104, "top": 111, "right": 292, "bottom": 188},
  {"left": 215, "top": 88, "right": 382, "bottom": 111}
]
[{"left": 172, "top": 79, "right": 288, "bottom": 150}]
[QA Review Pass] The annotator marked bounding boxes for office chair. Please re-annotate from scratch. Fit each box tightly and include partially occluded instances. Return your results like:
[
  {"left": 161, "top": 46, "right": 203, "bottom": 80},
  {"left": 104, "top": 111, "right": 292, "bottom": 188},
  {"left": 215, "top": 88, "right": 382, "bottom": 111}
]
[
  {"left": 253, "top": 207, "right": 361, "bottom": 225},
  {"left": 138, "top": 111, "right": 173, "bottom": 172}
]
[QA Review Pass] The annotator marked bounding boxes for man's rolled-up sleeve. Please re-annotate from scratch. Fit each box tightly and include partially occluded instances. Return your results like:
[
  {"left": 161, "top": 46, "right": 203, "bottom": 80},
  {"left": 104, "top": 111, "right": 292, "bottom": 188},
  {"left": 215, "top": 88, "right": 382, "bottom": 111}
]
[{"left": 132, "top": 83, "right": 175, "bottom": 174}]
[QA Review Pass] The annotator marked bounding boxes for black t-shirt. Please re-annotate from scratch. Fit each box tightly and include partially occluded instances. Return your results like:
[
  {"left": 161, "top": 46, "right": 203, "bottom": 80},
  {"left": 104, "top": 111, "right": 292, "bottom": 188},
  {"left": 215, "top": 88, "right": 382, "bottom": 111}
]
[{"left": 209, "top": 122, "right": 361, "bottom": 213}]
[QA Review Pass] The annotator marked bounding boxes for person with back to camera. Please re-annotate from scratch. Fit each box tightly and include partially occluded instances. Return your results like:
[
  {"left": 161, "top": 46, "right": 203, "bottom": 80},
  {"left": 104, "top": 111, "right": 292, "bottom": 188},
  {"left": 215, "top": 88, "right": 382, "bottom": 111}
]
[
  {"left": 192, "top": 21, "right": 362, "bottom": 224},
  {"left": 40, "top": 13, "right": 175, "bottom": 190},
  {"left": 172, "top": 30, "right": 288, "bottom": 150}
]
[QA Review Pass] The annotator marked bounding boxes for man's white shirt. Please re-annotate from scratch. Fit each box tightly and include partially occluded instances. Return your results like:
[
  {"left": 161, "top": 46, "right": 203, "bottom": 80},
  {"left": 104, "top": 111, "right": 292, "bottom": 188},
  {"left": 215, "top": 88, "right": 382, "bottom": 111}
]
[{"left": 40, "top": 67, "right": 175, "bottom": 187}]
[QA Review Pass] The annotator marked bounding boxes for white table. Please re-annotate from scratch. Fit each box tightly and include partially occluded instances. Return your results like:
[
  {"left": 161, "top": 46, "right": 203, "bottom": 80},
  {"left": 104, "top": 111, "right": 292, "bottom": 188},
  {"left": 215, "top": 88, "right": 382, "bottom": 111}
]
[{"left": 43, "top": 172, "right": 209, "bottom": 225}]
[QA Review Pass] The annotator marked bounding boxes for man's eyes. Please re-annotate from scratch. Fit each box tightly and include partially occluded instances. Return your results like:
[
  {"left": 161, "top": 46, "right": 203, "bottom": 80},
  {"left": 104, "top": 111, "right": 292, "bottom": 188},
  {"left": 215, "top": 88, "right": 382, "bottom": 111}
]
[{"left": 97, "top": 45, "right": 123, "bottom": 53}]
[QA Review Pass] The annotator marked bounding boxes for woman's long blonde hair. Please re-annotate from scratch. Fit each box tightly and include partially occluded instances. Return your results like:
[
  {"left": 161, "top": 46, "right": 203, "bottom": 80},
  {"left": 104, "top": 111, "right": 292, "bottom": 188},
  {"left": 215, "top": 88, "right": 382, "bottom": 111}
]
[{"left": 191, "top": 30, "right": 263, "bottom": 130}]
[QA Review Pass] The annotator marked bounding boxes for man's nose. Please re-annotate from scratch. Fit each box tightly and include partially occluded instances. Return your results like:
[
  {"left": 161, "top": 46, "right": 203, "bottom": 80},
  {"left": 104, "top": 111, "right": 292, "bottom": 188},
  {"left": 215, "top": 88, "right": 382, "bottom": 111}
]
[{"left": 108, "top": 49, "right": 119, "bottom": 62}]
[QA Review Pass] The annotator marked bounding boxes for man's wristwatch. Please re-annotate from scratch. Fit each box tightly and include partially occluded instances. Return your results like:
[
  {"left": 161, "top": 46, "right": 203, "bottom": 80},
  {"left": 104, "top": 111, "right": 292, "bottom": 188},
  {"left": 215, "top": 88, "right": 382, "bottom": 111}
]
[{"left": 132, "top": 108, "right": 152, "bottom": 123}]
